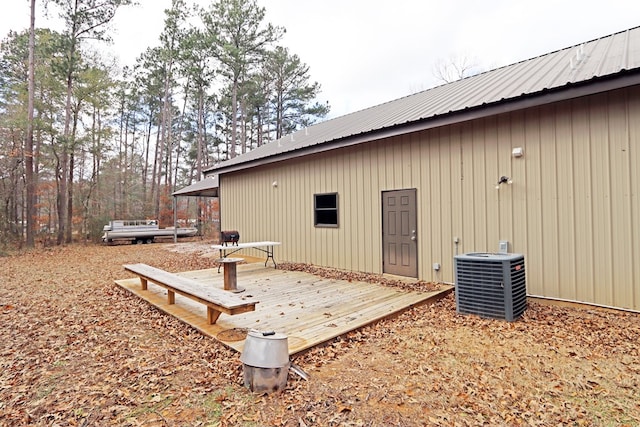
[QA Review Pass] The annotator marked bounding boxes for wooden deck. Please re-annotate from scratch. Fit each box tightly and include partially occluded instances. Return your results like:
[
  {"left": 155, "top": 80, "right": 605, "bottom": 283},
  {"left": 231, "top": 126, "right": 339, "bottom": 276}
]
[{"left": 115, "top": 261, "right": 452, "bottom": 356}]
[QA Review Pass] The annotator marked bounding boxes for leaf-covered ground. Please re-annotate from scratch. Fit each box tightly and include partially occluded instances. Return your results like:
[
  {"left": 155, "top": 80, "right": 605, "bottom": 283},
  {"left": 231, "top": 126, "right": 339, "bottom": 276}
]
[{"left": 1, "top": 242, "right": 639, "bottom": 426}]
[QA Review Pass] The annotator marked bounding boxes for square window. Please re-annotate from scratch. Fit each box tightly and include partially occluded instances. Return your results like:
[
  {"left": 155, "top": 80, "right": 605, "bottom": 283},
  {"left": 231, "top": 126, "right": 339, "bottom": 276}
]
[{"left": 314, "top": 193, "right": 338, "bottom": 227}]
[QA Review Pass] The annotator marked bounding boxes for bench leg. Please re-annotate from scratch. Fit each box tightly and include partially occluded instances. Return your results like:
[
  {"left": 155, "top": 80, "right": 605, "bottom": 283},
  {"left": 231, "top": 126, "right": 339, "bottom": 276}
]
[
  {"left": 167, "top": 290, "right": 175, "bottom": 304},
  {"left": 140, "top": 277, "right": 148, "bottom": 290},
  {"left": 207, "top": 307, "right": 221, "bottom": 324}
]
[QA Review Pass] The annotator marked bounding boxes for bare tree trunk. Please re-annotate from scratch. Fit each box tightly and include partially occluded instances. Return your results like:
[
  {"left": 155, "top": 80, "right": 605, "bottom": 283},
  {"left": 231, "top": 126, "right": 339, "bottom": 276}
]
[
  {"left": 122, "top": 112, "right": 129, "bottom": 217},
  {"left": 57, "top": 151, "right": 68, "bottom": 245},
  {"left": 143, "top": 113, "right": 152, "bottom": 215},
  {"left": 34, "top": 107, "right": 42, "bottom": 231},
  {"left": 195, "top": 93, "right": 204, "bottom": 231},
  {"left": 66, "top": 152, "right": 74, "bottom": 242},
  {"left": 231, "top": 78, "right": 238, "bottom": 158},
  {"left": 95, "top": 108, "right": 102, "bottom": 212},
  {"left": 157, "top": 67, "right": 173, "bottom": 218},
  {"left": 58, "top": 32, "right": 77, "bottom": 245},
  {"left": 54, "top": 149, "right": 64, "bottom": 243},
  {"left": 116, "top": 90, "right": 125, "bottom": 218},
  {"left": 129, "top": 115, "right": 137, "bottom": 217},
  {"left": 92, "top": 106, "right": 101, "bottom": 216},
  {"left": 170, "top": 77, "right": 191, "bottom": 193},
  {"left": 196, "top": 91, "right": 204, "bottom": 180},
  {"left": 65, "top": 105, "right": 80, "bottom": 243},
  {"left": 256, "top": 106, "right": 263, "bottom": 148},
  {"left": 25, "top": 0, "right": 37, "bottom": 247},
  {"left": 152, "top": 115, "right": 162, "bottom": 218},
  {"left": 241, "top": 98, "right": 247, "bottom": 155}
]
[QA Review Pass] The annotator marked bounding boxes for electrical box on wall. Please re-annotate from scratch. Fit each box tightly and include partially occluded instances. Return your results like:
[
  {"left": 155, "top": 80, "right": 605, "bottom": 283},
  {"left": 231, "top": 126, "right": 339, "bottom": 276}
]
[{"left": 498, "top": 240, "right": 509, "bottom": 253}]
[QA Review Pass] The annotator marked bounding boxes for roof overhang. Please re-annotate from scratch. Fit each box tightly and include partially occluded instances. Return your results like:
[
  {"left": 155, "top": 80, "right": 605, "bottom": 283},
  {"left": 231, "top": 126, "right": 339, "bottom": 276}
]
[
  {"left": 207, "top": 71, "right": 640, "bottom": 177},
  {"left": 172, "top": 176, "right": 219, "bottom": 197}
]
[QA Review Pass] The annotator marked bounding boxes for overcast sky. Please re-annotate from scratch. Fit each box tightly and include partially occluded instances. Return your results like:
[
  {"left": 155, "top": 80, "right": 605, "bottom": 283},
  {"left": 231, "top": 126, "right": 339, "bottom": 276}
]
[{"left": 2, "top": 0, "right": 640, "bottom": 118}]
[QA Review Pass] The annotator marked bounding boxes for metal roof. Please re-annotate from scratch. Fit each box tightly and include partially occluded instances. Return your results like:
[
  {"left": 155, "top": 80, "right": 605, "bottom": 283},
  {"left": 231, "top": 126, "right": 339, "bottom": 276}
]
[
  {"left": 206, "top": 26, "right": 640, "bottom": 175},
  {"left": 172, "top": 175, "right": 219, "bottom": 197}
]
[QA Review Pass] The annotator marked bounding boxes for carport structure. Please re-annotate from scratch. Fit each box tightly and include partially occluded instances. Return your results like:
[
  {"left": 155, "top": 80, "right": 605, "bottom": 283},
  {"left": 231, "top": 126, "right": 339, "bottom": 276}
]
[{"left": 171, "top": 176, "right": 219, "bottom": 242}]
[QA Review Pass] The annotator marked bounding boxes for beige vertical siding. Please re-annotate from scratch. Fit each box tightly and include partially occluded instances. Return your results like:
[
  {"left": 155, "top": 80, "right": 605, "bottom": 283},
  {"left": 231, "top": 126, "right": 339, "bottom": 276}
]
[{"left": 220, "top": 86, "right": 640, "bottom": 311}]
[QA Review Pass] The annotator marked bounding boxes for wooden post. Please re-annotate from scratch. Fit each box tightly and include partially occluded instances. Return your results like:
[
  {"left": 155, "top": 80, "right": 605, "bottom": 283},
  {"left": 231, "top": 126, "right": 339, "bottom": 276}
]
[
  {"left": 223, "top": 261, "right": 237, "bottom": 291},
  {"left": 218, "top": 257, "right": 244, "bottom": 292},
  {"left": 140, "top": 277, "right": 148, "bottom": 290},
  {"left": 167, "top": 290, "right": 175, "bottom": 304}
]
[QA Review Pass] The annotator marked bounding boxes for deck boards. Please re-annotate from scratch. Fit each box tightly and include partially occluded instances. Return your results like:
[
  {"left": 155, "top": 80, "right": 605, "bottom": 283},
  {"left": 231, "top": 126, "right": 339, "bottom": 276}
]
[{"left": 115, "top": 262, "right": 452, "bottom": 356}]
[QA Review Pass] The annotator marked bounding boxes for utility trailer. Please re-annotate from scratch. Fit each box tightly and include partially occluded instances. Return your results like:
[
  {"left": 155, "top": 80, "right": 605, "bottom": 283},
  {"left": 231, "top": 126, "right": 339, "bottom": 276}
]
[{"left": 102, "top": 219, "right": 198, "bottom": 244}]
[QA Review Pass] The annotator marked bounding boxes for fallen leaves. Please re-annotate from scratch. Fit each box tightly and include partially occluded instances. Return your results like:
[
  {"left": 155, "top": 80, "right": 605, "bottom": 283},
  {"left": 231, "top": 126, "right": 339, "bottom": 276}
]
[
  {"left": 1, "top": 242, "right": 639, "bottom": 426},
  {"left": 279, "top": 262, "right": 442, "bottom": 293}
]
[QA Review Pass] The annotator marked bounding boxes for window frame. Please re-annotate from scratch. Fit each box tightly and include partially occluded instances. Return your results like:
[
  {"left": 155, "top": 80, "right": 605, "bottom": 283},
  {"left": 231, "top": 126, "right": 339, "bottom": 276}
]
[{"left": 313, "top": 192, "right": 339, "bottom": 228}]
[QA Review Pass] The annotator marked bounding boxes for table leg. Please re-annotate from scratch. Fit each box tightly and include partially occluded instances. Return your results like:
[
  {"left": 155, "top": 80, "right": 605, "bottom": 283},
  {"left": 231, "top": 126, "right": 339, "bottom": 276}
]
[
  {"left": 265, "top": 245, "right": 277, "bottom": 268},
  {"left": 217, "top": 249, "right": 224, "bottom": 273}
]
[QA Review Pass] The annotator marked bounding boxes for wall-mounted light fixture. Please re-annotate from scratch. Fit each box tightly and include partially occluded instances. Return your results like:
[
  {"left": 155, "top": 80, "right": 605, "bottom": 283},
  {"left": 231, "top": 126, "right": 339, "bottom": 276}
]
[
  {"left": 495, "top": 175, "right": 512, "bottom": 190},
  {"left": 272, "top": 180, "right": 278, "bottom": 188}
]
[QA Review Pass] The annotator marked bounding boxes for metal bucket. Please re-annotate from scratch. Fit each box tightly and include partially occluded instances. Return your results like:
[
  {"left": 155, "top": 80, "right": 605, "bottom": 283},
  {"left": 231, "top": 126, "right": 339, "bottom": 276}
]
[{"left": 240, "top": 330, "right": 289, "bottom": 393}]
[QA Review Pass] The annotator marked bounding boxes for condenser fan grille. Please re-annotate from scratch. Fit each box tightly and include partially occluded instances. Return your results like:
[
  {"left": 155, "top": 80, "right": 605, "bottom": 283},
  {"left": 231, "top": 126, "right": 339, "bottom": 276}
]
[{"left": 454, "top": 253, "right": 526, "bottom": 321}]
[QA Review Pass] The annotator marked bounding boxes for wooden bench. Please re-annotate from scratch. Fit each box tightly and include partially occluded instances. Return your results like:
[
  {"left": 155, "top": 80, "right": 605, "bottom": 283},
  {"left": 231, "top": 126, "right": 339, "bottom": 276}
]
[{"left": 123, "top": 263, "right": 258, "bottom": 324}]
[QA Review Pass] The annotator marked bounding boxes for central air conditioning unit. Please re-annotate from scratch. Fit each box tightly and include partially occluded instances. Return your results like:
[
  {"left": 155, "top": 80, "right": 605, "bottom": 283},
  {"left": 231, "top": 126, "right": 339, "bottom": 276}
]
[{"left": 454, "top": 252, "right": 527, "bottom": 321}]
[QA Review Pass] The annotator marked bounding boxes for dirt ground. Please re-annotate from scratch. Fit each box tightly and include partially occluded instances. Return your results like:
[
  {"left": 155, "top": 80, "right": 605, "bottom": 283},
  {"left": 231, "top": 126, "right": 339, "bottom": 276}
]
[{"left": 1, "top": 242, "right": 639, "bottom": 426}]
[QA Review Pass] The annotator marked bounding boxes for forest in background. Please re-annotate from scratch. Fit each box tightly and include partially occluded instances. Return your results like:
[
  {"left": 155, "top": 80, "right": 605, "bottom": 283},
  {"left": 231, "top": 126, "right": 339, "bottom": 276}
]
[{"left": 0, "top": 0, "right": 330, "bottom": 248}]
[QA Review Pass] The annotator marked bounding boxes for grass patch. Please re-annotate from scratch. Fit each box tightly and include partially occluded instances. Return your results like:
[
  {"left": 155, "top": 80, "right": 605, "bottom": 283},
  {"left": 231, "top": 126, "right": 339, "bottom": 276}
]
[
  {"left": 124, "top": 393, "right": 175, "bottom": 423},
  {"left": 201, "top": 386, "right": 260, "bottom": 426}
]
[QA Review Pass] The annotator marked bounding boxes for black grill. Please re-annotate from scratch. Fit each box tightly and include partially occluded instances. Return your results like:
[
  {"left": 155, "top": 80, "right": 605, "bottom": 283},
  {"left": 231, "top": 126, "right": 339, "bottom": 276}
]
[{"left": 221, "top": 230, "right": 240, "bottom": 246}]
